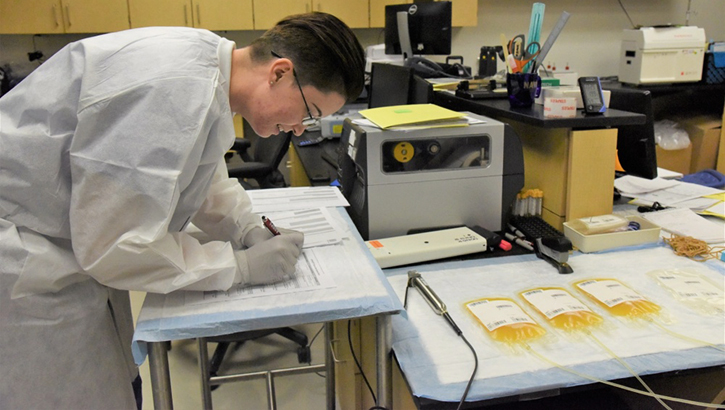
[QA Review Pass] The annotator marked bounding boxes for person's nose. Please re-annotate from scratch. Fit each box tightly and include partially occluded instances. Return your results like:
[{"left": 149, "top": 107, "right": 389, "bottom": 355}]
[{"left": 291, "top": 124, "right": 307, "bottom": 136}]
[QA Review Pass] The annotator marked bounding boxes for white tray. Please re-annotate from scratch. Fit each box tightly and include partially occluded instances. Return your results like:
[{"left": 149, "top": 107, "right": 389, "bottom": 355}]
[{"left": 563, "top": 215, "right": 660, "bottom": 253}]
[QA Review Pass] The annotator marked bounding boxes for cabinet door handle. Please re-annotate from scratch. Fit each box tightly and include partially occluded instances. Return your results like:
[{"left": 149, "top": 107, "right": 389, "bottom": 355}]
[
  {"left": 64, "top": 5, "right": 71, "bottom": 27},
  {"left": 196, "top": 4, "right": 201, "bottom": 25},
  {"left": 184, "top": 4, "right": 189, "bottom": 26},
  {"left": 52, "top": 4, "right": 60, "bottom": 27}
]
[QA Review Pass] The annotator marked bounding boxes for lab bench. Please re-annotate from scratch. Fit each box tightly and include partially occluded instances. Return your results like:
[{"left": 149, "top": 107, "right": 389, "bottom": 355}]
[
  {"left": 288, "top": 132, "right": 340, "bottom": 188},
  {"left": 385, "top": 244, "right": 725, "bottom": 409},
  {"left": 434, "top": 91, "right": 646, "bottom": 230}
]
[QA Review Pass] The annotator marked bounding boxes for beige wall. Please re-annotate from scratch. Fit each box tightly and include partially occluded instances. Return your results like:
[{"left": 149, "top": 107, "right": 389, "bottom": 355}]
[{"left": 1, "top": 0, "right": 724, "bottom": 80}]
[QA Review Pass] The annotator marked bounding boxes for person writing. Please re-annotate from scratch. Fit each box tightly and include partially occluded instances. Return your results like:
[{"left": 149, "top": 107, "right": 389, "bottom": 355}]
[{"left": 0, "top": 12, "right": 364, "bottom": 409}]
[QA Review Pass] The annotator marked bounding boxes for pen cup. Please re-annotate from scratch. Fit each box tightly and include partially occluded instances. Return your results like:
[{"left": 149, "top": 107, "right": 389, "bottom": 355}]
[{"left": 506, "top": 73, "right": 542, "bottom": 108}]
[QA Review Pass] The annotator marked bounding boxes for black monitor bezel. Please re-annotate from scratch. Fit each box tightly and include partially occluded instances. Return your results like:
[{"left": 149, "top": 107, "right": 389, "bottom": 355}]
[{"left": 384, "top": 2, "right": 452, "bottom": 56}]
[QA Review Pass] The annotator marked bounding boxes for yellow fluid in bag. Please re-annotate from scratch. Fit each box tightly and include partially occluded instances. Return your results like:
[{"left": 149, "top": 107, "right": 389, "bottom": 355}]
[
  {"left": 465, "top": 297, "right": 546, "bottom": 344},
  {"left": 520, "top": 287, "right": 604, "bottom": 331},
  {"left": 574, "top": 279, "right": 661, "bottom": 318}
]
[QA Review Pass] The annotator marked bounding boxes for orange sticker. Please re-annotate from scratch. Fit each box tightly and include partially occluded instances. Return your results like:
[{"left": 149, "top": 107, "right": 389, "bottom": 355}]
[{"left": 369, "top": 240, "right": 384, "bottom": 248}]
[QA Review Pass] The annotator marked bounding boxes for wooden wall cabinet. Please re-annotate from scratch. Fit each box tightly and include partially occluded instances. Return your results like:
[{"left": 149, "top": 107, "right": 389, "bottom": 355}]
[
  {"left": 369, "top": 0, "right": 410, "bottom": 28},
  {"left": 255, "top": 0, "right": 372, "bottom": 30},
  {"left": 448, "top": 0, "right": 477, "bottom": 27},
  {"left": 129, "top": 0, "right": 253, "bottom": 30},
  {"left": 0, "top": 0, "right": 129, "bottom": 34},
  {"left": 1, "top": 0, "right": 477, "bottom": 34},
  {"left": 254, "top": 0, "right": 311, "bottom": 30},
  {"left": 128, "top": 0, "right": 194, "bottom": 28},
  {"left": 192, "top": 0, "right": 253, "bottom": 30},
  {"left": 313, "top": 0, "right": 369, "bottom": 28}
]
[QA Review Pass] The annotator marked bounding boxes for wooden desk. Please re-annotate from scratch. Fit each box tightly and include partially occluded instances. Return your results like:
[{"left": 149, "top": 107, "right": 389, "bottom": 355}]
[
  {"left": 434, "top": 92, "right": 646, "bottom": 229},
  {"left": 288, "top": 132, "right": 340, "bottom": 187},
  {"left": 602, "top": 81, "right": 725, "bottom": 176}
]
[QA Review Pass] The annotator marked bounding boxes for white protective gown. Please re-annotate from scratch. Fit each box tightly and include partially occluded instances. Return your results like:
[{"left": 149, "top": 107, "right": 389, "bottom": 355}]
[{"left": 0, "top": 27, "right": 261, "bottom": 409}]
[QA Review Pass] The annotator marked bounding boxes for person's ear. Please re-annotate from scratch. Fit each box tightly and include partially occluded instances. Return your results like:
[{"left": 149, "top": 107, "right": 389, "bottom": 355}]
[{"left": 269, "top": 58, "right": 292, "bottom": 85}]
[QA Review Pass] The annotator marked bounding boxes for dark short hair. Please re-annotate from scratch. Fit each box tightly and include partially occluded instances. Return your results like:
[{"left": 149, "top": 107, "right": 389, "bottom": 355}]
[{"left": 249, "top": 12, "right": 365, "bottom": 102}]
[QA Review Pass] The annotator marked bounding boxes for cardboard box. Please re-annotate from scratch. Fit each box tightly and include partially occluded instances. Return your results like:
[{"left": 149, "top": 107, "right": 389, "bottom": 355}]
[
  {"left": 674, "top": 115, "right": 722, "bottom": 173},
  {"left": 656, "top": 143, "right": 692, "bottom": 174}
]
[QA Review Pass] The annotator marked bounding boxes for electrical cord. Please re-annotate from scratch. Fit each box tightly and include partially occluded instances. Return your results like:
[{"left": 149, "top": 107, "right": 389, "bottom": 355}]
[
  {"left": 346, "top": 313, "right": 477, "bottom": 410},
  {"left": 617, "top": 0, "right": 637, "bottom": 29},
  {"left": 309, "top": 324, "right": 324, "bottom": 345},
  {"left": 452, "top": 63, "right": 474, "bottom": 79},
  {"left": 456, "top": 333, "right": 479, "bottom": 410},
  {"left": 347, "top": 320, "right": 385, "bottom": 409},
  {"left": 404, "top": 272, "right": 479, "bottom": 409},
  {"left": 308, "top": 324, "right": 327, "bottom": 378}
]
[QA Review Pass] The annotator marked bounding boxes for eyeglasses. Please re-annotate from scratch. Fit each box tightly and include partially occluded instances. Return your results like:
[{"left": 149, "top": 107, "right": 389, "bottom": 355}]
[{"left": 271, "top": 51, "right": 320, "bottom": 127}]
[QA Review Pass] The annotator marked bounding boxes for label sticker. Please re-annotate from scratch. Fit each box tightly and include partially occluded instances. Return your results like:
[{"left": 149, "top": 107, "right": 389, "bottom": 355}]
[{"left": 368, "top": 240, "right": 384, "bottom": 249}]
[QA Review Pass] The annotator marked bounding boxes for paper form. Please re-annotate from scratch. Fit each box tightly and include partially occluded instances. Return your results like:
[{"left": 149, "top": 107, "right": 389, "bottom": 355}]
[
  {"left": 702, "top": 201, "right": 725, "bottom": 219},
  {"left": 259, "top": 207, "right": 346, "bottom": 248},
  {"left": 614, "top": 175, "right": 679, "bottom": 195},
  {"left": 634, "top": 181, "right": 723, "bottom": 207},
  {"left": 247, "top": 186, "right": 349, "bottom": 213},
  {"left": 642, "top": 207, "right": 725, "bottom": 243},
  {"left": 616, "top": 176, "right": 724, "bottom": 209},
  {"left": 183, "top": 247, "right": 336, "bottom": 306},
  {"left": 674, "top": 197, "right": 722, "bottom": 212}
]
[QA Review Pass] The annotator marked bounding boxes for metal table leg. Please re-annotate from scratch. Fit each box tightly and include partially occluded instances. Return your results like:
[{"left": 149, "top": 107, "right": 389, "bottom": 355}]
[
  {"left": 325, "top": 322, "right": 336, "bottom": 410},
  {"left": 148, "top": 341, "right": 173, "bottom": 410},
  {"left": 198, "top": 338, "right": 213, "bottom": 410},
  {"left": 377, "top": 315, "right": 393, "bottom": 409}
]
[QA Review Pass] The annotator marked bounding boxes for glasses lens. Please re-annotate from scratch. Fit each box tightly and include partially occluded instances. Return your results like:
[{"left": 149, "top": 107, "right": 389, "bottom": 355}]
[{"left": 301, "top": 117, "right": 319, "bottom": 127}]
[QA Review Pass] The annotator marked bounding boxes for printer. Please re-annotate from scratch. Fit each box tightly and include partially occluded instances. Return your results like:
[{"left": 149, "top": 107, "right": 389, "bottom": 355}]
[
  {"left": 619, "top": 26, "right": 706, "bottom": 85},
  {"left": 336, "top": 113, "right": 524, "bottom": 240}
]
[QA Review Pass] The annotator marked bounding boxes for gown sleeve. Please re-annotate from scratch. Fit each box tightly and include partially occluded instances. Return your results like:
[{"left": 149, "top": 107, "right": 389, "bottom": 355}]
[
  {"left": 189, "top": 158, "right": 264, "bottom": 250},
  {"left": 69, "top": 74, "right": 240, "bottom": 294}
]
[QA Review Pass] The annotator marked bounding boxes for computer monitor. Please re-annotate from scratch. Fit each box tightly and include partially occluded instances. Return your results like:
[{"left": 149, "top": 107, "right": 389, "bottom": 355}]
[
  {"left": 607, "top": 88, "right": 658, "bottom": 179},
  {"left": 368, "top": 63, "right": 433, "bottom": 108},
  {"left": 368, "top": 63, "right": 413, "bottom": 108},
  {"left": 384, "top": 2, "right": 452, "bottom": 58}
]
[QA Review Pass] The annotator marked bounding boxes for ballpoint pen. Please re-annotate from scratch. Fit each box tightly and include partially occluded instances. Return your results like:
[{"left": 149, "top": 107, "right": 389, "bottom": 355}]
[
  {"left": 262, "top": 216, "right": 281, "bottom": 236},
  {"left": 503, "top": 232, "right": 535, "bottom": 252}
]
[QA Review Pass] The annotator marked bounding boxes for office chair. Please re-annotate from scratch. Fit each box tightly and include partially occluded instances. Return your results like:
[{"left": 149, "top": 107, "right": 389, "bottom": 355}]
[{"left": 226, "top": 119, "right": 292, "bottom": 189}]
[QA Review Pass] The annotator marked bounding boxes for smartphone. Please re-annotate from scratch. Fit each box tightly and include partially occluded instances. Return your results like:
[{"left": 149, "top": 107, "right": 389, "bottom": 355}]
[{"left": 578, "top": 76, "right": 606, "bottom": 114}]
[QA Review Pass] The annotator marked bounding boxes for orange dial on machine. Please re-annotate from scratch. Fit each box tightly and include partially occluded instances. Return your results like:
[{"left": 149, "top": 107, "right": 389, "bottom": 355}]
[{"left": 393, "top": 141, "right": 414, "bottom": 163}]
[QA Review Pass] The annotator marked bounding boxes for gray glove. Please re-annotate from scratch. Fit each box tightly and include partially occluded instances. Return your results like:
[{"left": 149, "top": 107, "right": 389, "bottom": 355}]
[
  {"left": 234, "top": 230, "right": 305, "bottom": 286},
  {"left": 243, "top": 226, "right": 304, "bottom": 249},
  {"left": 242, "top": 226, "right": 273, "bottom": 248},
  {"left": 276, "top": 227, "right": 304, "bottom": 250}
]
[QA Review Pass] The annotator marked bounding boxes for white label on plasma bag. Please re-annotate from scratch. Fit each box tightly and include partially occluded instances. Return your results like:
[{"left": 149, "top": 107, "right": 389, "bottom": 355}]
[
  {"left": 467, "top": 299, "right": 536, "bottom": 331},
  {"left": 576, "top": 279, "right": 645, "bottom": 308},
  {"left": 522, "top": 288, "right": 593, "bottom": 319}
]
